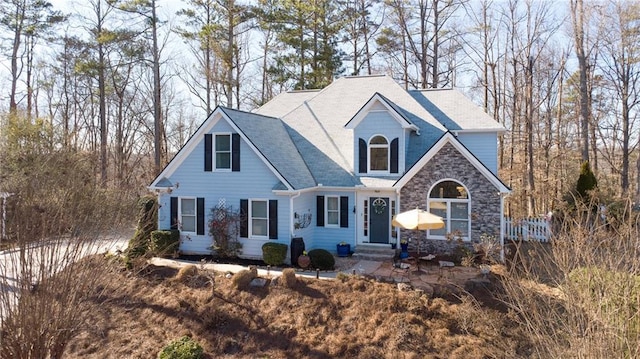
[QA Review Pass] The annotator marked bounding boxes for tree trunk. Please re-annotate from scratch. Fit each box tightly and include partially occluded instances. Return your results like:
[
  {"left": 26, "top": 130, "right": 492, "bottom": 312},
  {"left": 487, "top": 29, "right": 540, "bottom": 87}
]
[
  {"left": 152, "top": 0, "right": 163, "bottom": 174},
  {"left": 431, "top": 0, "right": 439, "bottom": 88},
  {"left": 571, "top": 0, "right": 590, "bottom": 163},
  {"left": 98, "top": 0, "right": 108, "bottom": 186}
]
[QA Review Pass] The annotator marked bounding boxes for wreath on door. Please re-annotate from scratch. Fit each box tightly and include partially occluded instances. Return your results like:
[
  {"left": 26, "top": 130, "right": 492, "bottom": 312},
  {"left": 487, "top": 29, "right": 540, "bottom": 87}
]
[{"left": 372, "top": 198, "right": 387, "bottom": 215}]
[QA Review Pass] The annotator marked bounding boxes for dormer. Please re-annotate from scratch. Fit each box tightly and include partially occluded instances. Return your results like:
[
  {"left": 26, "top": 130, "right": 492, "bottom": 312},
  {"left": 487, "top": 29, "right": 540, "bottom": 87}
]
[{"left": 345, "top": 93, "right": 419, "bottom": 176}]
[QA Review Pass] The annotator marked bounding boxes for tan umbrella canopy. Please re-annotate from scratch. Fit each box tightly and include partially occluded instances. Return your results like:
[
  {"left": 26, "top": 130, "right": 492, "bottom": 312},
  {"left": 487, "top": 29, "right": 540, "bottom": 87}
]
[{"left": 392, "top": 207, "right": 445, "bottom": 230}]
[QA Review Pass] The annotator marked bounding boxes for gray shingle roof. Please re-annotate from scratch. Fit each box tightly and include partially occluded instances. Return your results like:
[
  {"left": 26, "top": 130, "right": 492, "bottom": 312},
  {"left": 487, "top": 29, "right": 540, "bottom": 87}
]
[
  {"left": 409, "top": 89, "right": 505, "bottom": 131},
  {"left": 220, "top": 107, "right": 316, "bottom": 190},
  {"left": 247, "top": 75, "right": 503, "bottom": 189}
]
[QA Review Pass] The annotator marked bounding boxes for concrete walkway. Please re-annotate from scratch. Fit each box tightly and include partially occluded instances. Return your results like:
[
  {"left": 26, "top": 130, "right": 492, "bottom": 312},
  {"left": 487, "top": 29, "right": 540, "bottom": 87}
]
[
  {"left": 148, "top": 257, "right": 484, "bottom": 290},
  {"left": 149, "top": 257, "right": 383, "bottom": 280}
]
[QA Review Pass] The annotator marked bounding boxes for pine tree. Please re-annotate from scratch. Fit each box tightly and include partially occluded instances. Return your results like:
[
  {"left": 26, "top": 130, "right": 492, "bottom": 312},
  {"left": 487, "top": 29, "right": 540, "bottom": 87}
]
[{"left": 576, "top": 161, "right": 597, "bottom": 199}]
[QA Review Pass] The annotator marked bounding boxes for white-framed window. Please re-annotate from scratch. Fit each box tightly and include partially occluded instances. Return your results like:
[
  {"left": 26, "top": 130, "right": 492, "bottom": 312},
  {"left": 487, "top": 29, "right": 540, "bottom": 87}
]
[
  {"left": 326, "top": 196, "right": 340, "bottom": 226},
  {"left": 180, "top": 197, "right": 197, "bottom": 233},
  {"left": 215, "top": 134, "right": 231, "bottom": 170},
  {"left": 250, "top": 199, "right": 268, "bottom": 238},
  {"left": 428, "top": 180, "right": 470, "bottom": 240},
  {"left": 369, "top": 135, "right": 389, "bottom": 172}
]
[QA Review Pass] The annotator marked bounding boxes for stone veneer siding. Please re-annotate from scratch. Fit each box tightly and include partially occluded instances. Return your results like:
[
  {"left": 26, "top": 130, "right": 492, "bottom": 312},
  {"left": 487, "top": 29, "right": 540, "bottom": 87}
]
[{"left": 400, "top": 142, "right": 502, "bottom": 254}]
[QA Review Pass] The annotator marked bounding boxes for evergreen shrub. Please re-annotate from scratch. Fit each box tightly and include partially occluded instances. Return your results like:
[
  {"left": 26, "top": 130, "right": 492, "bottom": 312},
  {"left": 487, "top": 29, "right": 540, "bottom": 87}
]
[
  {"left": 308, "top": 249, "right": 335, "bottom": 270},
  {"left": 261, "top": 242, "right": 288, "bottom": 266}
]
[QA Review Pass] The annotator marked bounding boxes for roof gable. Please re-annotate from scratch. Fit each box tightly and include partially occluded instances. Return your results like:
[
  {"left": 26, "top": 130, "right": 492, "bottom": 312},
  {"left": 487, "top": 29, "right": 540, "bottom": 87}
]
[
  {"left": 395, "top": 132, "right": 510, "bottom": 193},
  {"left": 344, "top": 93, "right": 420, "bottom": 133},
  {"left": 149, "top": 106, "right": 315, "bottom": 191}
]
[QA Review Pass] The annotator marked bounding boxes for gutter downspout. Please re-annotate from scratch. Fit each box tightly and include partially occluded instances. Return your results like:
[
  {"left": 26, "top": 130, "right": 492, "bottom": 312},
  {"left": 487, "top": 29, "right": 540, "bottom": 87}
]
[
  {"left": 500, "top": 192, "right": 507, "bottom": 263},
  {"left": 290, "top": 191, "right": 301, "bottom": 237},
  {"left": 354, "top": 189, "right": 358, "bottom": 249},
  {"left": 394, "top": 188, "right": 401, "bottom": 246}
]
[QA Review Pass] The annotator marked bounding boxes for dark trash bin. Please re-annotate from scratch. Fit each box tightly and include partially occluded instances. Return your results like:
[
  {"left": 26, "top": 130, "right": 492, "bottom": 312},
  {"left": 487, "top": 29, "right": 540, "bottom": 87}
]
[{"left": 290, "top": 237, "right": 305, "bottom": 266}]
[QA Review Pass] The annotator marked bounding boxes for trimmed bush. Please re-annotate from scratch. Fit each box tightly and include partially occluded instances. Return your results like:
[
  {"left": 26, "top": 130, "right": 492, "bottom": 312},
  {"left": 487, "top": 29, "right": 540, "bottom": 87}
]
[
  {"left": 150, "top": 229, "right": 180, "bottom": 257},
  {"left": 262, "top": 242, "right": 288, "bottom": 266},
  {"left": 157, "top": 335, "right": 204, "bottom": 359},
  {"left": 281, "top": 268, "right": 298, "bottom": 288},
  {"left": 232, "top": 269, "right": 257, "bottom": 290},
  {"left": 308, "top": 249, "right": 335, "bottom": 270}
]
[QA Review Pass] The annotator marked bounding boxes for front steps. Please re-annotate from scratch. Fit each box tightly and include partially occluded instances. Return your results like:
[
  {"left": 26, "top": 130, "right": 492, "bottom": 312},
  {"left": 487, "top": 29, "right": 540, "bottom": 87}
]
[{"left": 352, "top": 244, "right": 396, "bottom": 261}]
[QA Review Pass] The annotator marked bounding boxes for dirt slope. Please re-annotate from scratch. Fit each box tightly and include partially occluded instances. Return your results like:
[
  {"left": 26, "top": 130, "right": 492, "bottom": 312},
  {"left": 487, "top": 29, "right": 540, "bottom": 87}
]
[{"left": 63, "top": 258, "right": 529, "bottom": 358}]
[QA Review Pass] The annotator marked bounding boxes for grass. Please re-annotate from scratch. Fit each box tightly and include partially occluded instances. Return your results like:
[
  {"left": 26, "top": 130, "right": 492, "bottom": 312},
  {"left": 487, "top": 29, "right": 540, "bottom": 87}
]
[{"left": 61, "top": 256, "right": 529, "bottom": 358}]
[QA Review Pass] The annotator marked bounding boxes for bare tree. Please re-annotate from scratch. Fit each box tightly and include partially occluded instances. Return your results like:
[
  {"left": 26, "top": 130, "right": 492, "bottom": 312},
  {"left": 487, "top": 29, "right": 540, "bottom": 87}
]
[{"left": 596, "top": 0, "right": 640, "bottom": 195}]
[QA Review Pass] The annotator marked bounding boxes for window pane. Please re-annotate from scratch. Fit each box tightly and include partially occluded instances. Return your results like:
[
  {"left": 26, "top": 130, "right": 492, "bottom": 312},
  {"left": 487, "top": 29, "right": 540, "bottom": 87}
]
[
  {"left": 370, "top": 148, "right": 388, "bottom": 170},
  {"left": 451, "top": 220, "right": 468, "bottom": 235},
  {"left": 431, "top": 226, "right": 446, "bottom": 236},
  {"left": 429, "top": 181, "right": 467, "bottom": 199},
  {"left": 451, "top": 203, "right": 468, "bottom": 219},
  {"left": 370, "top": 136, "right": 387, "bottom": 145},
  {"left": 252, "top": 201, "right": 267, "bottom": 217},
  {"left": 181, "top": 199, "right": 195, "bottom": 215},
  {"left": 215, "top": 135, "right": 230, "bottom": 151},
  {"left": 327, "top": 197, "right": 338, "bottom": 210},
  {"left": 252, "top": 219, "right": 267, "bottom": 236},
  {"left": 327, "top": 212, "right": 339, "bottom": 225},
  {"left": 216, "top": 153, "right": 231, "bottom": 169},
  {"left": 430, "top": 202, "right": 446, "bottom": 218},
  {"left": 182, "top": 216, "right": 196, "bottom": 232}
]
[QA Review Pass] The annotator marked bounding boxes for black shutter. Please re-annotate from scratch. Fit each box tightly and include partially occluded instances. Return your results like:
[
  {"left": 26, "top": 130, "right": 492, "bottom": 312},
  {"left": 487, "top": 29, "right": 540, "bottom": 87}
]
[
  {"left": 340, "top": 196, "right": 349, "bottom": 228},
  {"left": 232, "top": 133, "right": 240, "bottom": 172},
  {"left": 269, "top": 200, "right": 278, "bottom": 239},
  {"left": 358, "top": 138, "right": 367, "bottom": 173},
  {"left": 240, "top": 199, "right": 248, "bottom": 237},
  {"left": 196, "top": 198, "right": 205, "bottom": 235},
  {"left": 170, "top": 197, "right": 178, "bottom": 229},
  {"left": 204, "top": 134, "right": 212, "bottom": 172},
  {"left": 390, "top": 138, "right": 399, "bottom": 173},
  {"left": 316, "top": 196, "right": 325, "bottom": 227}
]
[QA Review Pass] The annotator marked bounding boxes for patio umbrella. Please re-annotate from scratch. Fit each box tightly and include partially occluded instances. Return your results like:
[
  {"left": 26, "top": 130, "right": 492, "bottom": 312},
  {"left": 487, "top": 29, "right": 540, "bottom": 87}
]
[
  {"left": 392, "top": 208, "right": 444, "bottom": 230},
  {"left": 392, "top": 208, "right": 444, "bottom": 273}
]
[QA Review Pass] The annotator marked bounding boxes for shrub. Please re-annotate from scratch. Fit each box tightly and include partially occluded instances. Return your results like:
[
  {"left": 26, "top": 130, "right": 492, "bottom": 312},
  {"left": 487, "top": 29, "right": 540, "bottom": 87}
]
[
  {"left": 262, "top": 242, "right": 288, "bottom": 266},
  {"left": 451, "top": 244, "right": 472, "bottom": 265},
  {"left": 209, "top": 204, "right": 243, "bottom": 258},
  {"left": 157, "top": 335, "right": 204, "bottom": 359},
  {"left": 308, "top": 249, "right": 335, "bottom": 270},
  {"left": 150, "top": 229, "right": 180, "bottom": 257},
  {"left": 126, "top": 196, "right": 158, "bottom": 262},
  {"left": 232, "top": 269, "right": 257, "bottom": 290},
  {"left": 576, "top": 160, "right": 597, "bottom": 199},
  {"left": 281, "top": 268, "right": 297, "bottom": 288}
]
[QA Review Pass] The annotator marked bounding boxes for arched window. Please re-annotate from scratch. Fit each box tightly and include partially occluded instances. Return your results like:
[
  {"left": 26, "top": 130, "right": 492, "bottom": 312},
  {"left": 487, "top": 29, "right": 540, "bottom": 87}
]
[
  {"left": 369, "top": 135, "right": 388, "bottom": 172},
  {"left": 428, "top": 180, "right": 470, "bottom": 240}
]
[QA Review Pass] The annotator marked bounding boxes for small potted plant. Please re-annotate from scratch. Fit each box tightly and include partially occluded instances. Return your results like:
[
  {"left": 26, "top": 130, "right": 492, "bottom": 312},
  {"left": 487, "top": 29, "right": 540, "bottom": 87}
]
[
  {"left": 336, "top": 241, "right": 350, "bottom": 257},
  {"left": 297, "top": 250, "right": 311, "bottom": 268},
  {"left": 399, "top": 239, "right": 409, "bottom": 259}
]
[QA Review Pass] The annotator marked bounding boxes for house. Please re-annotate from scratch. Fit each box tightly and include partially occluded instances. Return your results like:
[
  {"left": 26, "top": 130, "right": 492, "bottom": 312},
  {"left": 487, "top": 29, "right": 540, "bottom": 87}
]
[{"left": 149, "top": 75, "right": 510, "bottom": 260}]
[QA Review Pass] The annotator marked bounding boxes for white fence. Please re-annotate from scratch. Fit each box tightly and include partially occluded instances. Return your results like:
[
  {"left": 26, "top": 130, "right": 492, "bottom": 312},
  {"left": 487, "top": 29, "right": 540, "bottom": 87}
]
[{"left": 504, "top": 217, "right": 551, "bottom": 242}]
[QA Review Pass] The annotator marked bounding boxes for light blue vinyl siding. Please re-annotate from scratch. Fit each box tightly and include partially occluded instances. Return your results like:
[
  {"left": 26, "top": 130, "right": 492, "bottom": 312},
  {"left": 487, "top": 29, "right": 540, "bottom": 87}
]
[
  {"left": 311, "top": 191, "right": 356, "bottom": 254},
  {"left": 158, "top": 122, "right": 291, "bottom": 256},
  {"left": 289, "top": 191, "right": 359, "bottom": 257},
  {"left": 456, "top": 132, "right": 498, "bottom": 174},
  {"left": 352, "top": 111, "right": 405, "bottom": 174}
]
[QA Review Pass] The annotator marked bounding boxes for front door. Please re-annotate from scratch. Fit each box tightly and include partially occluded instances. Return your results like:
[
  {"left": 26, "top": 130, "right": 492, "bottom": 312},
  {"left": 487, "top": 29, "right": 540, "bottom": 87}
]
[{"left": 369, "top": 197, "right": 389, "bottom": 243}]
